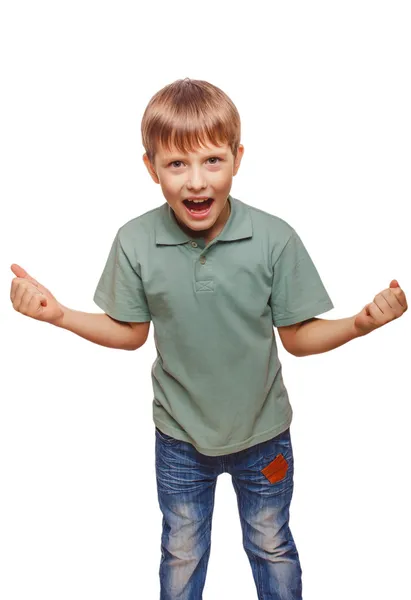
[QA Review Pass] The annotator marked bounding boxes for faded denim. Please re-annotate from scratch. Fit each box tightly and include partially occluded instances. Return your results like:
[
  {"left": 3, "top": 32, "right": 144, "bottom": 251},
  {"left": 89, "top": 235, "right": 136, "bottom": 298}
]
[{"left": 155, "top": 426, "right": 302, "bottom": 599}]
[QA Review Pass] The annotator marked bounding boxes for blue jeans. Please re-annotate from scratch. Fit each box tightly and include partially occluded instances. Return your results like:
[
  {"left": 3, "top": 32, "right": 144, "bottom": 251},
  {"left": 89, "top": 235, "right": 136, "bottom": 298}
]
[{"left": 155, "top": 426, "right": 303, "bottom": 599}]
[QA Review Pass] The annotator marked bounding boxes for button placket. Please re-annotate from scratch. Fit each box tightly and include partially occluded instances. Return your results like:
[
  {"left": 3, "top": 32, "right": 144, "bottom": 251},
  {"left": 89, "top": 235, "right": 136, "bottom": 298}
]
[{"left": 194, "top": 250, "right": 213, "bottom": 292}]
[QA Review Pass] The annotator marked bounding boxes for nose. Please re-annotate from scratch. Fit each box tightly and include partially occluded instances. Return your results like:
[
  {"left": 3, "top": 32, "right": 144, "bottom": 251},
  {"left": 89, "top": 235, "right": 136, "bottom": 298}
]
[{"left": 186, "top": 165, "right": 207, "bottom": 191}]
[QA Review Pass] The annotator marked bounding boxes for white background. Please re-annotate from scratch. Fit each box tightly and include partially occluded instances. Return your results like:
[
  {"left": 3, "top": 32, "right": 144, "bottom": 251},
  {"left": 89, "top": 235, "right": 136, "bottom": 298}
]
[{"left": 1, "top": 1, "right": 410, "bottom": 599}]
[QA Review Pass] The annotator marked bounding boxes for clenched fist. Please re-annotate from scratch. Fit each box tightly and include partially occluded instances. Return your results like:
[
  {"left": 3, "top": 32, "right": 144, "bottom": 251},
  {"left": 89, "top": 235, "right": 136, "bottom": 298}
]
[
  {"left": 10, "top": 264, "right": 65, "bottom": 325},
  {"left": 354, "top": 279, "right": 408, "bottom": 336}
]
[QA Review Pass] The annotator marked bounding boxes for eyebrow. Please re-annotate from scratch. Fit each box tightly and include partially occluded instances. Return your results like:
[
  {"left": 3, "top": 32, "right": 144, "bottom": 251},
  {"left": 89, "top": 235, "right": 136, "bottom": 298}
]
[{"left": 162, "top": 151, "right": 228, "bottom": 161}]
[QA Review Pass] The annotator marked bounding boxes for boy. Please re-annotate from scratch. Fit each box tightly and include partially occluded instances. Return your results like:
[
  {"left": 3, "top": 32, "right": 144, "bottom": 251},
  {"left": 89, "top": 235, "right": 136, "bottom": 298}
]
[{"left": 10, "top": 78, "right": 407, "bottom": 600}]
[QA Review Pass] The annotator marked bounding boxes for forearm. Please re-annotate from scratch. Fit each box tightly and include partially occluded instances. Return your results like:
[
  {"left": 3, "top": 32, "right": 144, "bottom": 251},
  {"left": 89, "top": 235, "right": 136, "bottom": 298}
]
[
  {"left": 52, "top": 306, "right": 137, "bottom": 350},
  {"left": 291, "top": 315, "right": 363, "bottom": 357}
]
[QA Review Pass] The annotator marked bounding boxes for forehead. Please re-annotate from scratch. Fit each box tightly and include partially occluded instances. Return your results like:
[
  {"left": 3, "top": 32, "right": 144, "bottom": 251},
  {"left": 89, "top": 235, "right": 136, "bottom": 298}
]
[{"left": 156, "top": 141, "right": 231, "bottom": 159}]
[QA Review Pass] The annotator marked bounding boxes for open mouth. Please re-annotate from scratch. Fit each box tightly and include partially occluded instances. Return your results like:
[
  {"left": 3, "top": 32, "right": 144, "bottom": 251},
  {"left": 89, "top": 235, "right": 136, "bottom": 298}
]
[{"left": 183, "top": 198, "right": 214, "bottom": 217}]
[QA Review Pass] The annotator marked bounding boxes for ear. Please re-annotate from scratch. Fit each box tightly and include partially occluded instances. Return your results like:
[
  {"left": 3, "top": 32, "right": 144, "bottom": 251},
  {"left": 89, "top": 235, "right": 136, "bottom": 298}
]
[
  {"left": 233, "top": 144, "right": 244, "bottom": 176},
  {"left": 143, "top": 153, "right": 160, "bottom": 184}
]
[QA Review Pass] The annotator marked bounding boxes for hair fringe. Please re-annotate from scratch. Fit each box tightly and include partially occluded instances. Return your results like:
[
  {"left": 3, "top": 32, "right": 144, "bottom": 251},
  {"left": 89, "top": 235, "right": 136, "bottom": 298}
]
[{"left": 141, "top": 78, "right": 241, "bottom": 164}]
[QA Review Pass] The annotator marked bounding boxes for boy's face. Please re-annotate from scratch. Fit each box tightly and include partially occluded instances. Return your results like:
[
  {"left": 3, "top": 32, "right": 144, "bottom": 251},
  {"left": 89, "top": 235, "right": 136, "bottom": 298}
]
[{"left": 143, "top": 141, "right": 244, "bottom": 241}]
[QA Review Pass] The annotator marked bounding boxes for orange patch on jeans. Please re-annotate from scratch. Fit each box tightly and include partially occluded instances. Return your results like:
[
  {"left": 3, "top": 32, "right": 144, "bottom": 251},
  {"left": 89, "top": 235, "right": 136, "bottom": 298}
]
[{"left": 261, "top": 453, "right": 288, "bottom": 483}]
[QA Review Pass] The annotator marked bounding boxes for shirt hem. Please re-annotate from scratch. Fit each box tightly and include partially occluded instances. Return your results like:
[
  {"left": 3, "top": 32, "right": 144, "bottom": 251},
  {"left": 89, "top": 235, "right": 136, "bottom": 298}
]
[
  {"left": 93, "top": 291, "right": 151, "bottom": 322},
  {"left": 273, "top": 300, "right": 334, "bottom": 327},
  {"left": 154, "top": 410, "right": 293, "bottom": 457}
]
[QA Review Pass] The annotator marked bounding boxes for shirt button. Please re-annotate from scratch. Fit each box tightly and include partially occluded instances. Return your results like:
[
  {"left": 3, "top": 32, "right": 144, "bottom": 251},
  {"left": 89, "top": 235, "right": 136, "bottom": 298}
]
[
  {"left": 200, "top": 256, "right": 206, "bottom": 264},
  {"left": 191, "top": 241, "right": 198, "bottom": 248}
]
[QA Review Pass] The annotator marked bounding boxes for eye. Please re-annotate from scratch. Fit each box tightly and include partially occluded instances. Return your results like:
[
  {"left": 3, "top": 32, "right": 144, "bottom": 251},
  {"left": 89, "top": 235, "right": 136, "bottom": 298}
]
[{"left": 168, "top": 157, "right": 222, "bottom": 168}]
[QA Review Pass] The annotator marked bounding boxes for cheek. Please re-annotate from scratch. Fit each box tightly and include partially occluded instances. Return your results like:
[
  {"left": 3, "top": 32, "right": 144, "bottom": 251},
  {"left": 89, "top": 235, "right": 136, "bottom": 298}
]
[
  {"left": 207, "top": 167, "right": 230, "bottom": 181},
  {"left": 159, "top": 169, "right": 232, "bottom": 194},
  {"left": 159, "top": 176, "right": 180, "bottom": 195},
  {"left": 213, "top": 174, "right": 233, "bottom": 192}
]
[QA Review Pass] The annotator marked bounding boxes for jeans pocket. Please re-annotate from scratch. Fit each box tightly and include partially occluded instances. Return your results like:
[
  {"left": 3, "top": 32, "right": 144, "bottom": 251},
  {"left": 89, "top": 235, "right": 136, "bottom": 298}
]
[
  {"left": 261, "top": 453, "right": 289, "bottom": 483},
  {"left": 259, "top": 429, "right": 294, "bottom": 489},
  {"left": 155, "top": 426, "right": 181, "bottom": 446}
]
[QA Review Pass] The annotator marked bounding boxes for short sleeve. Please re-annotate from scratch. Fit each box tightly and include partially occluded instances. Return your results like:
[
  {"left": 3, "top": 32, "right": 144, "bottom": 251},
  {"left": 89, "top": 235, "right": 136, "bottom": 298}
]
[
  {"left": 271, "top": 229, "right": 334, "bottom": 327},
  {"left": 93, "top": 230, "right": 151, "bottom": 322}
]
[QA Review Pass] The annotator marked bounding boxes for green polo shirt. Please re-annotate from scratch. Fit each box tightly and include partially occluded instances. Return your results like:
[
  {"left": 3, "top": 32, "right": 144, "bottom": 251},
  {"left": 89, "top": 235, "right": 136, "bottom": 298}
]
[{"left": 93, "top": 194, "right": 334, "bottom": 456}]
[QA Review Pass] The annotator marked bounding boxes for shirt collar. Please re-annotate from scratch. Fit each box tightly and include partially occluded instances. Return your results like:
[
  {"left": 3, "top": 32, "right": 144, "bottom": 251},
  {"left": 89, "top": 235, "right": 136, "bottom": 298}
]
[{"left": 155, "top": 194, "right": 253, "bottom": 246}]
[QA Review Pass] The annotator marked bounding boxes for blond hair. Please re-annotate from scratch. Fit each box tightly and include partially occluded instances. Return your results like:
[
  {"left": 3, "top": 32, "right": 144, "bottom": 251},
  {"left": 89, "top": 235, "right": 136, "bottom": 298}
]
[{"left": 141, "top": 78, "right": 241, "bottom": 165}]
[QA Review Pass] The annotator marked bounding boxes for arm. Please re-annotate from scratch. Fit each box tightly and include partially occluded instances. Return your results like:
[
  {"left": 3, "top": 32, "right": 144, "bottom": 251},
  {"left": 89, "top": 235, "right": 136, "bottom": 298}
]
[
  {"left": 10, "top": 263, "right": 149, "bottom": 351},
  {"left": 279, "top": 280, "right": 408, "bottom": 357},
  {"left": 280, "top": 316, "right": 360, "bottom": 357},
  {"left": 54, "top": 306, "right": 150, "bottom": 351}
]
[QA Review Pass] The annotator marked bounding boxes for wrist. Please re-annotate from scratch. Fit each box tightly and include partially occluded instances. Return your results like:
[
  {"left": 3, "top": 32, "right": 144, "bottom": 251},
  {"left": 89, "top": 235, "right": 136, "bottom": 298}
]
[
  {"left": 352, "top": 313, "right": 369, "bottom": 338},
  {"left": 50, "top": 304, "right": 67, "bottom": 327}
]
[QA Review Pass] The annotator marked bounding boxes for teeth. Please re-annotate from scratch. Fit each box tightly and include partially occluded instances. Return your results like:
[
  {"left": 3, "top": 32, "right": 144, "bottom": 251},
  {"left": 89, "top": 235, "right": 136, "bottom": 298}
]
[{"left": 189, "top": 198, "right": 208, "bottom": 203}]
